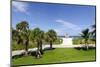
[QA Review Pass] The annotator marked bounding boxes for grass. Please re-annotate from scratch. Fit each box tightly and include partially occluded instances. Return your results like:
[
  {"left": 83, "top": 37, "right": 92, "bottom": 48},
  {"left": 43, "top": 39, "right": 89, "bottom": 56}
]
[{"left": 12, "top": 48, "right": 96, "bottom": 66}]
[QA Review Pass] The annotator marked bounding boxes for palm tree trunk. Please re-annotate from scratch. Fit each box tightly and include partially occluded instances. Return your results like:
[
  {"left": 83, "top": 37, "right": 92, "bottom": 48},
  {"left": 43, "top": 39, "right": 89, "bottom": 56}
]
[
  {"left": 50, "top": 41, "right": 52, "bottom": 49},
  {"left": 85, "top": 39, "right": 88, "bottom": 50},
  {"left": 25, "top": 40, "right": 28, "bottom": 56},
  {"left": 36, "top": 41, "right": 42, "bottom": 58},
  {"left": 37, "top": 42, "right": 40, "bottom": 50},
  {"left": 40, "top": 41, "right": 43, "bottom": 54}
]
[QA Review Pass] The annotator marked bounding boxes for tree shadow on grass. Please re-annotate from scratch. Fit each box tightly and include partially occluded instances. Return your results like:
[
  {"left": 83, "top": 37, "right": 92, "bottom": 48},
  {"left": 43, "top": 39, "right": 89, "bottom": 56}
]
[
  {"left": 74, "top": 46, "right": 96, "bottom": 51},
  {"left": 29, "top": 47, "right": 55, "bottom": 58},
  {"left": 12, "top": 66, "right": 19, "bottom": 67},
  {"left": 12, "top": 47, "right": 56, "bottom": 59},
  {"left": 12, "top": 52, "right": 25, "bottom": 59},
  {"left": 43, "top": 47, "right": 55, "bottom": 51}
]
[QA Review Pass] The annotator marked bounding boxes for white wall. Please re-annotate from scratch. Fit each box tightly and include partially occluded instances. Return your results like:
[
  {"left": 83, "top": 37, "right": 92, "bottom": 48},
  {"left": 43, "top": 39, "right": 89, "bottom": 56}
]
[{"left": 61, "top": 38, "right": 72, "bottom": 45}]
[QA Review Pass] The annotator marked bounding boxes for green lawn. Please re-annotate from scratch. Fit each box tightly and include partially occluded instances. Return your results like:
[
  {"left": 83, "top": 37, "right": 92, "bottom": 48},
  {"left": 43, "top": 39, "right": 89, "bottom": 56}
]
[{"left": 12, "top": 48, "right": 95, "bottom": 66}]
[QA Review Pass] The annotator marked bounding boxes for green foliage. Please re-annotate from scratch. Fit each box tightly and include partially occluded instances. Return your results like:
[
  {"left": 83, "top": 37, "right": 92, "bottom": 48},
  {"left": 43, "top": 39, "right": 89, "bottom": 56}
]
[
  {"left": 13, "top": 21, "right": 30, "bottom": 55},
  {"left": 12, "top": 26, "right": 61, "bottom": 51},
  {"left": 53, "top": 38, "right": 63, "bottom": 44},
  {"left": 45, "top": 29, "right": 57, "bottom": 48},
  {"left": 12, "top": 38, "right": 62, "bottom": 51},
  {"left": 30, "top": 28, "right": 44, "bottom": 42},
  {"left": 45, "top": 29, "right": 57, "bottom": 42},
  {"left": 72, "top": 38, "right": 95, "bottom": 45},
  {"left": 16, "top": 21, "right": 29, "bottom": 31},
  {"left": 12, "top": 41, "right": 36, "bottom": 51},
  {"left": 29, "top": 27, "right": 45, "bottom": 54},
  {"left": 81, "top": 28, "right": 90, "bottom": 39},
  {"left": 43, "top": 38, "right": 62, "bottom": 45},
  {"left": 80, "top": 28, "right": 90, "bottom": 46},
  {"left": 91, "top": 24, "right": 96, "bottom": 39}
]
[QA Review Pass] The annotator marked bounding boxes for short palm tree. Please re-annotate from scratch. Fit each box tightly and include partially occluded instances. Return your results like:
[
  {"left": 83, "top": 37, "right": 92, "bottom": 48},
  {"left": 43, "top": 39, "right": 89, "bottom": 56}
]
[
  {"left": 91, "top": 24, "right": 96, "bottom": 41},
  {"left": 91, "top": 24, "right": 96, "bottom": 35},
  {"left": 80, "top": 28, "right": 90, "bottom": 50},
  {"left": 30, "top": 28, "right": 44, "bottom": 53},
  {"left": 45, "top": 29, "right": 57, "bottom": 49},
  {"left": 39, "top": 30, "right": 44, "bottom": 54}
]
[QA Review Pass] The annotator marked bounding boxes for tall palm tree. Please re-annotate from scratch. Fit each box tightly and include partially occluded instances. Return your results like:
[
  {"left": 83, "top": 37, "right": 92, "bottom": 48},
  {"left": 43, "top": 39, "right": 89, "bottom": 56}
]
[
  {"left": 45, "top": 29, "right": 57, "bottom": 49},
  {"left": 16, "top": 21, "right": 29, "bottom": 55},
  {"left": 16, "top": 21, "right": 29, "bottom": 32},
  {"left": 12, "top": 27, "right": 22, "bottom": 44},
  {"left": 80, "top": 28, "right": 90, "bottom": 50}
]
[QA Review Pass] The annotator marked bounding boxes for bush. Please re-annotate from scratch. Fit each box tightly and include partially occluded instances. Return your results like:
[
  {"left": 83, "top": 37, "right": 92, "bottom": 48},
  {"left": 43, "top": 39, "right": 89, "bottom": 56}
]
[
  {"left": 53, "top": 38, "right": 63, "bottom": 44},
  {"left": 12, "top": 41, "right": 36, "bottom": 51},
  {"left": 72, "top": 38, "right": 95, "bottom": 45}
]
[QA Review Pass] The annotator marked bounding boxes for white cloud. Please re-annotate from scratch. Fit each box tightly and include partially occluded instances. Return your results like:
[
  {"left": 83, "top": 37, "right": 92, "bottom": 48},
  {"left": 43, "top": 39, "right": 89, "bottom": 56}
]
[
  {"left": 54, "top": 28, "right": 64, "bottom": 35},
  {"left": 12, "top": 1, "right": 29, "bottom": 15},
  {"left": 56, "top": 19, "right": 81, "bottom": 31},
  {"left": 55, "top": 19, "right": 86, "bottom": 35}
]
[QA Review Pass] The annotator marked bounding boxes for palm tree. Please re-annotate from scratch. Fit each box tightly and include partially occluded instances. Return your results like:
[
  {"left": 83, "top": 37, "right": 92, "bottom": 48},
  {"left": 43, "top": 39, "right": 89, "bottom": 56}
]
[
  {"left": 45, "top": 29, "right": 57, "bottom": 49},
  {"left": 91, "top": 24, "right": 96, "bottom": 41},
  {"left": 16, "top": 21, "right": 29, "bottom": 55},
  {"left": 12, "top": 27, "right": 22, "bottom": 44},
  {"left": 39, "top": 30, "right": 44, "bottom": 54},
  {"left": 80, "top": 28, "right": 90, "bottom": 50},
  {"left": 30, "top": 28, "right": 44, "bottom": 54},
  {"left": 16, "top": 21, "right": 29, "bottom": 32}
]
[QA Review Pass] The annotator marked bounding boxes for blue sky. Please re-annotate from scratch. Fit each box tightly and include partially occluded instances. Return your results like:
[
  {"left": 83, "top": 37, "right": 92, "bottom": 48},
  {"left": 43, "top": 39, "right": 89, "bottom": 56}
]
[{"left": 12, "top": 1, "right": 96, "bottom": 36}]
